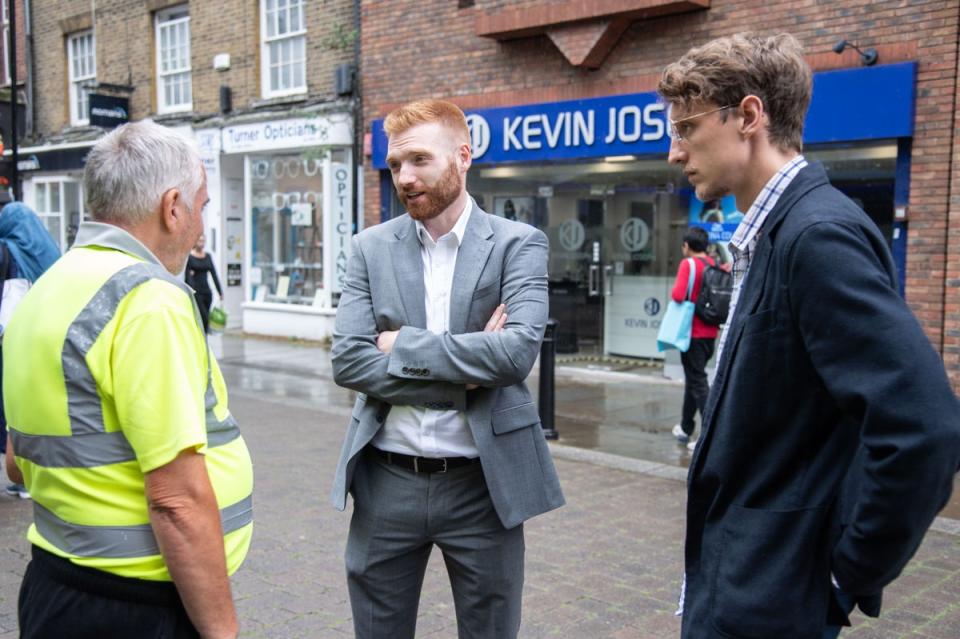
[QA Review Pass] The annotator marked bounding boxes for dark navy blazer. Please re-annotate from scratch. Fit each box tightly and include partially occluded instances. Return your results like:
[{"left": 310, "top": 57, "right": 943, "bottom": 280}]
[{"left": 681, "top": 162, "right": 960, "bottom": 639}]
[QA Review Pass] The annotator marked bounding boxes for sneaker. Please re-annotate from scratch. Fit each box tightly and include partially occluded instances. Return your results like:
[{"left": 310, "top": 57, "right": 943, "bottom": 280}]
[
  {"left": 671, "top": 424, "right": 690, "bottom": 444},
  {"left": 687, "top": 440, "right": 698, "bottom": 452},
  {"left": 4, "top": 483, "right": 30, "bottom": 499}
]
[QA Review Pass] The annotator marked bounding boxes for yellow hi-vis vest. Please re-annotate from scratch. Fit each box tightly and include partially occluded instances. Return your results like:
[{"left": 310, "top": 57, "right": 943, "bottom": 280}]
[{"left": 4, "top": 222, "right": 253, "bottom": 581}]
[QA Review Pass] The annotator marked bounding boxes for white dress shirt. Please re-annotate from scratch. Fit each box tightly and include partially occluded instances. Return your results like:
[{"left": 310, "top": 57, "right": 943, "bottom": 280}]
[{"left": 372, "top": 200, "right": 479, "bottom": 458}]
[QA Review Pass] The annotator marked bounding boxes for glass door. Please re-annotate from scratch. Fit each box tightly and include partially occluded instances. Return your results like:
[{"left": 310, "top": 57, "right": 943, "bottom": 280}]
[
  {"left": 545, "top": 197, "right": 605, "bottom": 355},
  {"left": 467, "top": 156, "right": 688, "bottom": 358},
  {"left": 601, "top": 190, "right": 683, "bottom": 359}
]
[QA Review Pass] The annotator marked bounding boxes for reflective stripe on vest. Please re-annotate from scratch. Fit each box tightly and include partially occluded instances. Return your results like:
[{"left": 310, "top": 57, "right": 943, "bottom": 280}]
[
  {"left": 33, "top": 494, "right": 254, "bottom": 559},
  {"left": 11, "top": 262, "right": 239, "bottom": 468}
]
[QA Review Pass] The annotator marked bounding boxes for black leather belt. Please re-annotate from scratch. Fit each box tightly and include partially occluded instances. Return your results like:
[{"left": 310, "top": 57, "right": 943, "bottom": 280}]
[{"left": 369, "top": 447, "right": 479, "bottom": 474}]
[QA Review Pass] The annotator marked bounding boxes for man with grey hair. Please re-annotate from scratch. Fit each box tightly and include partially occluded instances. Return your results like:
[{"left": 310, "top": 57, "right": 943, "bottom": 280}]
[{"left": 5, "top": 120, "right": 253, "bottom": 639}]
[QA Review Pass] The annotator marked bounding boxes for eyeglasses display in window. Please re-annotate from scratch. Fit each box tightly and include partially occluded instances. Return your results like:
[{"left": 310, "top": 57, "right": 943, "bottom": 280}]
[{"left": 249, "top": 154, "right": 324, "bottom": 304}]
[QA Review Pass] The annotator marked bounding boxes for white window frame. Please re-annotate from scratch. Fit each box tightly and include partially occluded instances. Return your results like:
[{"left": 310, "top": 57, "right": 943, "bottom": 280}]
[
  {"left": 31, "top": 177, "right": 86, "bottom": 252},
  {"left": 155, "top": 6, "right": 192, "bottom": 114},
  {"left": 67, "top": 31, "right": 96, "bottom": 126},
  {"left": 1, "top": 1, "right": 10, "bottom": 86},
  {"left": 260, "top": 0, "right": 307, "bottom": 99}
]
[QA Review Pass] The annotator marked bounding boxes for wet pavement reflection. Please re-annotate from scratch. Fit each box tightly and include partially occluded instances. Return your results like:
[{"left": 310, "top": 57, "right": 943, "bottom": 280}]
[{"left": 210, "top": 333, "right": 959, "bottom": 520}]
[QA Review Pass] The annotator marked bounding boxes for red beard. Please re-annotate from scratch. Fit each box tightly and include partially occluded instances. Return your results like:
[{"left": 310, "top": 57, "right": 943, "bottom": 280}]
[{"left": 400, "top": 159, "right": 463, "bottom": 221}]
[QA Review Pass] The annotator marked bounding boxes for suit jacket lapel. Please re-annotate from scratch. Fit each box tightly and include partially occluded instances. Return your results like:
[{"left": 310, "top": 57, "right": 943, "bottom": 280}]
[
  {"left": 449, "top": 202, "right": 494, "bottom": 335},
  {"left": 391, "top": 217, "right": 427, "bottom": 329}
]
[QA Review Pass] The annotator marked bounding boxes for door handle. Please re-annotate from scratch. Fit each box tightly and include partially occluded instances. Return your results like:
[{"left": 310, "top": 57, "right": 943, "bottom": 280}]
[
  {"left": 588, "top": 264, "right": 600, "bottom": 296},
  {"left": 603, "top": 265, "right": 613, "bottom": 296}
]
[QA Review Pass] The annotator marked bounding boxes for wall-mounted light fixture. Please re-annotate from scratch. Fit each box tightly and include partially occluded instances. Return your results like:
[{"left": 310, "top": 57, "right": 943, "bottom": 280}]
[{"left": 832, "top": 39, "right": 878, "bottom": 66}]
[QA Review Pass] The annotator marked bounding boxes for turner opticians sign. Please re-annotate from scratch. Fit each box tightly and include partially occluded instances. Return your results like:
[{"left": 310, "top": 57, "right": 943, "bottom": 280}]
[{"left": 372, "top": 63, "right": 916, "bottom": 169}]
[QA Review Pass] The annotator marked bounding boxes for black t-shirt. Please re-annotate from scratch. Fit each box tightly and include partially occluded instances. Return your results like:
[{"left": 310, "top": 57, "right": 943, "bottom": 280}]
[{"left": 185, "top": 253, "right": 222, "bottom": 296}]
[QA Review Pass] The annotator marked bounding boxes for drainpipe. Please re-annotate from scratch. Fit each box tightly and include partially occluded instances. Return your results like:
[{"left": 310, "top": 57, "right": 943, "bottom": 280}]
[
  {"left": 9, "top": 0, "right": 19, "bottom": 200},
  {"left": 24, "top": 0, "right": 33, "bottom": 138},
  {"left": 351, "top": 0, "right": 361, "bottom": 234}
]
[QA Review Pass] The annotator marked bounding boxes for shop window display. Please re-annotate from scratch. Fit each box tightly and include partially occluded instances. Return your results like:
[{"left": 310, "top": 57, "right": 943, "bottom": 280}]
[{"left": 250, "top": 154, "right": 324, "bottom": 304}]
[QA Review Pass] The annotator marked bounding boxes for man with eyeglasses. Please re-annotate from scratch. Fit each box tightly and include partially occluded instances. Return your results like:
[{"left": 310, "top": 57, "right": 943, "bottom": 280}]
[{"left": 660, "top": 33, "right": 960, "bottom": 639}]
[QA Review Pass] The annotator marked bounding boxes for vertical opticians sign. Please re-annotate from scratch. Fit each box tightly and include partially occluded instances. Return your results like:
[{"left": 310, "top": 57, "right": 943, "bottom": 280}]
[{"left": 329, "top": 163, "right": 353, "bottom": 293}]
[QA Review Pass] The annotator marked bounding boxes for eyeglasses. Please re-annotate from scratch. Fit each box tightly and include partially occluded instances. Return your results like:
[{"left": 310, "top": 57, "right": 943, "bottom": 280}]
[{"left": 668, "top": 105, "right": 737, "bottom": 142}]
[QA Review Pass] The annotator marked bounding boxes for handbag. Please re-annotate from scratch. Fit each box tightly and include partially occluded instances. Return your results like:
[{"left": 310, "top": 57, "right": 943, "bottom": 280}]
[
  {"left": 657, "top": 258, "right": 696, "bottom": 353},
  {"left": 209, "top": 305, "right": 228, "bottom": 333}
]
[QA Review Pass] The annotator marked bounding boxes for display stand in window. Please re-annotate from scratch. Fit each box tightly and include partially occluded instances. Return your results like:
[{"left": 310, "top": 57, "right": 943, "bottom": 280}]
[{"left": 249, "top": 154, "right": 324, "bottom": 305}]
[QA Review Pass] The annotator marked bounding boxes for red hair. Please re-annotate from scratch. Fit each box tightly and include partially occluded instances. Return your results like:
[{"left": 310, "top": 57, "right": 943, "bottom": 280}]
[{"left": 384, "top": 99, "right": 470, "bottom": 144}]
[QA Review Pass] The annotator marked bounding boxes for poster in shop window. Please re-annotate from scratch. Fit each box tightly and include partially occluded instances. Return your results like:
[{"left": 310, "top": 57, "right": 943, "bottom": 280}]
[
  {"left": 494, "top": 196, "right": 535, "bottom": 225},
  {"left": 689, "top": 194, "right": 743, "bottom": 243}
]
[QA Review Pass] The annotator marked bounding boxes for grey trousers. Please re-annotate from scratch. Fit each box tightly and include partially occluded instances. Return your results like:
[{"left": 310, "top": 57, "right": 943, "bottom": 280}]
[{"left": 346, "top": 452, "right": 525, "bottom": 639}]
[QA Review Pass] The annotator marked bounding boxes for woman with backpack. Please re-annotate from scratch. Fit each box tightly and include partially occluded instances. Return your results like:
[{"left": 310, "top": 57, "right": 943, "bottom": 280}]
[{"left": 0, "top": 201, "right": 61, "bottom": 498}]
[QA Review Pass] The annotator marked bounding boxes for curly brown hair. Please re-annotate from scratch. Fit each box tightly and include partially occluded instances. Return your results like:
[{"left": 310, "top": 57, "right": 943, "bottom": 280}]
[{"left": 658, "top": 33, "right": 812, "bottom": 153}]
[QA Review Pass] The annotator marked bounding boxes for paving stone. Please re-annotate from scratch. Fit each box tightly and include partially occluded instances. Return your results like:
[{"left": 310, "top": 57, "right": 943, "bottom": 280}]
[{"left": 0, "top": 334, "right": 956, "bottom": 638}]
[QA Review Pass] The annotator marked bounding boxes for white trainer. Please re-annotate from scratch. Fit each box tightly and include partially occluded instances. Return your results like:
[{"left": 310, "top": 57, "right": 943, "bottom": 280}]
[{"left": 671, "top": 424, "right": 689, "bottom": 444}]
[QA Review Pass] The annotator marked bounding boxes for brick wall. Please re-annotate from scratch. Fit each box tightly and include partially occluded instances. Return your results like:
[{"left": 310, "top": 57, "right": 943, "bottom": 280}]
[
  {"left": 1, "top": 0, "right": 29, "bottom": 85},
  {"left": 31, "top": 0, "right": 355, "bottom": 136},
  {"left": 361, "top": 0, "right": 960, "bottom": 375}
]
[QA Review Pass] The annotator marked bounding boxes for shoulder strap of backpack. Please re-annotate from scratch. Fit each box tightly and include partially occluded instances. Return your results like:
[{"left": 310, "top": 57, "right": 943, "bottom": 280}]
[
  {"left": 0, "top": 244, "right": 10, "bottom": 281},
  {"left": 0, "top": 244, "right": 10, "bottom": 315},
  {"left": 685, "top": 257, "right": 696, "bottom": 300}
]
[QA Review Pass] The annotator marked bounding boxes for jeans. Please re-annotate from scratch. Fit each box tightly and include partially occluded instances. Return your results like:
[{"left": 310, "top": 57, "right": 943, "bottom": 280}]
[{"left": 679, "top": 338, "right": 715, "bottom": 437}]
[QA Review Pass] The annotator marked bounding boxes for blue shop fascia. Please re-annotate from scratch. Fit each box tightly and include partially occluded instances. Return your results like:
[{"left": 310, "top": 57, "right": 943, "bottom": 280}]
[{"left": 370, "top": 63, "right": 915, "bottom": 360}]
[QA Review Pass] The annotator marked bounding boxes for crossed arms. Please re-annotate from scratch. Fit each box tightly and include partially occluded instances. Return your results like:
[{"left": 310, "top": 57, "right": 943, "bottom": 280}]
[{"left": 331, "top": 229, "right": 549, "bottom": 407}]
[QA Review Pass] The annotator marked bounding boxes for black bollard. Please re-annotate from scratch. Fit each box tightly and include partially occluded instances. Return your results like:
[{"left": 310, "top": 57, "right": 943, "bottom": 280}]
[{"left": 538, "top": 318, "right": 559, "bottom": 440}]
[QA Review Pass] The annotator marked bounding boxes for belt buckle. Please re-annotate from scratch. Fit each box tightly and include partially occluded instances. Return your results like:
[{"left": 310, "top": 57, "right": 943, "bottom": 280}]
[
  {"left": 413, "top": 457, "right": 419, "bottom": 473},
  {"left": 439, "top": 458, "right": 448, "bottom": 473}
]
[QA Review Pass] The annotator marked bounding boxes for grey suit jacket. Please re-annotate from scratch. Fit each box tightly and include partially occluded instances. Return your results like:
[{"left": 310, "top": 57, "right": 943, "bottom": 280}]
[{"left": 330, "top": 199, "right": 565, "bottom": 529}]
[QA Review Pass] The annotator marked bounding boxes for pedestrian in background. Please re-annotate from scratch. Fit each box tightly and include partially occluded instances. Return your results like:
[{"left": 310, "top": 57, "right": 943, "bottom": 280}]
[
  {"left": 670, "top": 226, "right": 717, "bottom": 451},
  {"left": 0, "top": 200, "right": 60, "bottom": 500},
  {"left": 4, "top": 121, "right": 252, "bottom": 639},
  {"left": 186, "top": 233, "right": 223, "bottom": 333},
  {"left": 661, "top": 33, "right": 960, "bottom": 638},
  {"left": 331, "top": 99, "right": 564, "bottom": 639}
]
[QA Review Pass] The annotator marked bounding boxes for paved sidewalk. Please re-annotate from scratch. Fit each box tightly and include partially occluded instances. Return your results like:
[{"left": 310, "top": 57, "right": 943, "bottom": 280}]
[{"left": 0, "top": 335, "right": 957, "bottom": 637}]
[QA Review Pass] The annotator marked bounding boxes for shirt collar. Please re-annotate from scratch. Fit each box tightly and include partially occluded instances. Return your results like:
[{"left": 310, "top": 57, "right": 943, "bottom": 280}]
[
  {"left": 73, "top": 221, "right": 166, "bottom": 267},
  {"left": 729, "top": 154, "right": 808, "bottom": 253},
  {"left": 415, "top": 198, "right": 472, "bottom": 248}
]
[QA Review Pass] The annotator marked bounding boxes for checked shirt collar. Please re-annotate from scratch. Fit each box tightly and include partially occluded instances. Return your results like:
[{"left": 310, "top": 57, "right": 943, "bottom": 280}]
[
  {"left": 714, "top": 154, "right": 807, "bottom": 366},
  {"left": 728, "top": 154, "right": 808, "bottom": 282}
]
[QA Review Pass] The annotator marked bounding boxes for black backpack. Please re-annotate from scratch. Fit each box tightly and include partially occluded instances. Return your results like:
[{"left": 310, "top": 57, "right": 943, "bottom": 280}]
[{"left": 693, "top": 257, "right": 732, "bottom": 326}]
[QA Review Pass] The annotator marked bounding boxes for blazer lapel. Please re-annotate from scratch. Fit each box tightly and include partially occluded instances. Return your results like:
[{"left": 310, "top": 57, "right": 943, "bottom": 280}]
[
  {"left": 449, "top": 202, "right": 494, "bottom": 335},
  {"left": 689, "top": 227, "right": 776, "bottom": 478},
  {"left": 690, "top": 163, "right": 829, "bottom": 479},
  {"left": 391, "top": 217, "right": 427, "bottom": 329}
]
